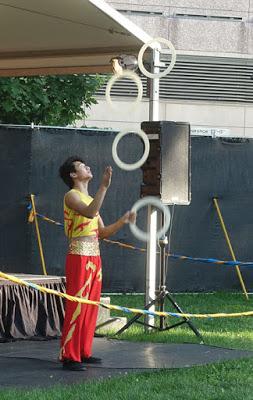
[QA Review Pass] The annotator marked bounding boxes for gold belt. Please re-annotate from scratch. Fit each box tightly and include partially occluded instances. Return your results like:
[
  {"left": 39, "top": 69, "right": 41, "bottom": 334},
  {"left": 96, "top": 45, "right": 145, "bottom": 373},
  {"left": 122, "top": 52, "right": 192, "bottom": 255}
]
[{"left": 68, "top": 240, "right": 100, "bottom": 256}]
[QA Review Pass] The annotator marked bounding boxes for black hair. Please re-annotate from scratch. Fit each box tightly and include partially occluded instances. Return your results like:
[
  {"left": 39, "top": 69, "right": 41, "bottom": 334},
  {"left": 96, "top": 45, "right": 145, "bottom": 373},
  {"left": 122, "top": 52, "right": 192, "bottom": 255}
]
[{"left": 59, "top": 156, "right": 84, "bottom": 189}]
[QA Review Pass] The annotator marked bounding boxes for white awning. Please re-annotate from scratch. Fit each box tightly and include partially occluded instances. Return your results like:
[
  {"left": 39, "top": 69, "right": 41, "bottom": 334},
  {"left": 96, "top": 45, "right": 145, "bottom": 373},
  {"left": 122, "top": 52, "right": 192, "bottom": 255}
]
[{"left": 0, "top": 0, "right": 152, "bottom": 76}]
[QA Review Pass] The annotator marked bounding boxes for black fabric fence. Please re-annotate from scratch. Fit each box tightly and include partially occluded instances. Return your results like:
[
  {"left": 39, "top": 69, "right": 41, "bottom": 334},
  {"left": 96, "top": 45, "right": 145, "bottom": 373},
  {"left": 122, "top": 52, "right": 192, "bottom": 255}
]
[{"left": 0, "top": 125, "right": 253, "bottom": 292}]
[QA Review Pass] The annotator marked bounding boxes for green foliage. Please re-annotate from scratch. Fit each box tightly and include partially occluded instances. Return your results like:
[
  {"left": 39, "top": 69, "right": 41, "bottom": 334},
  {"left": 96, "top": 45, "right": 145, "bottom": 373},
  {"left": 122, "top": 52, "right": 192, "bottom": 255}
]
[{"left": 0, "top": 74, "right": 104, "bottom": 126}]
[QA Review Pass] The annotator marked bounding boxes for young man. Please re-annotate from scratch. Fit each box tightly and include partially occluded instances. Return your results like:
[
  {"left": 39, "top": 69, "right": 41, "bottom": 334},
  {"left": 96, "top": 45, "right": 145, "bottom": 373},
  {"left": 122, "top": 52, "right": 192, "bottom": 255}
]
[{"left": 59, "top": 156, "right": 135, "bottom": 371}]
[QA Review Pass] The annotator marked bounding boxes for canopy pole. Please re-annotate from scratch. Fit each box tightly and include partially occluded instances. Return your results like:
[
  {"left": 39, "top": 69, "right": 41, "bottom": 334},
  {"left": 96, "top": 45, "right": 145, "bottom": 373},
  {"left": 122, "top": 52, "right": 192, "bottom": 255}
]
[
  {"left": 145, "top": 48, "right": 160, "bottom": 330},
  {"left": 149, "top": 48, "right": 160, "bottom": 121}
]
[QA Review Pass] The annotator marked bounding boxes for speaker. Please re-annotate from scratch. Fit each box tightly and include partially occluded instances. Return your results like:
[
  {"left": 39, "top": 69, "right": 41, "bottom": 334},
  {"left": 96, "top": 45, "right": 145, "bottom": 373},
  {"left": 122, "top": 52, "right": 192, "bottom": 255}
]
[{"left": 141, "top": 121, "right": 191, "bottom": 205}]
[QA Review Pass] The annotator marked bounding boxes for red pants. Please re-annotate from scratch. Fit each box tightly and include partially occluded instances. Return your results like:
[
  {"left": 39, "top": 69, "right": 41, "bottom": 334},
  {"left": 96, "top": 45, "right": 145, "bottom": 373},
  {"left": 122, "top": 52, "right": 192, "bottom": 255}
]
[{"left": 60, "top": 254, "right": 102, "bottom": 362}]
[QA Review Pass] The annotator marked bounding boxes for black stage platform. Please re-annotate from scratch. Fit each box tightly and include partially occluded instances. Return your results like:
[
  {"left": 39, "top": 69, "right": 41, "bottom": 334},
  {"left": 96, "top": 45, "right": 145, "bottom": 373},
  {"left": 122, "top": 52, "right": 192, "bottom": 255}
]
[
  {"left": 0, "top": 274, "right": 65, "bottom": 341},
  {"left": 0, "top": 338, "right": 252, "bottom": 388}
]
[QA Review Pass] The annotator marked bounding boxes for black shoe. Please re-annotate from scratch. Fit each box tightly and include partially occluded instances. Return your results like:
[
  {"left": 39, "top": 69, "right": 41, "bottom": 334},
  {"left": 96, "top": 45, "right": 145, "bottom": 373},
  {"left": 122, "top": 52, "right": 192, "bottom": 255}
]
[
  {"left": 82, "top": 356, "right": 102, "bottom": 364},
  {"left": 62, "top": 360, "right": 87, "bottom": 371}
]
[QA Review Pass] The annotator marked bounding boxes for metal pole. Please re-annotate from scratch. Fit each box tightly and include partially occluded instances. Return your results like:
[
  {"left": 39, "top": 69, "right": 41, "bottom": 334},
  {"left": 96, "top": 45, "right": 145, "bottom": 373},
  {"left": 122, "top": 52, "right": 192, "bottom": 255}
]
[
  {"left": 145, "top": 206, "right": 157, "bottom": 329},
  {"left": 158, "top": 235, "right": 168, "bottom": 330},
  {"left": 213, "top": 198, "right": 248, "bottom": 299},
  {"left": 145, "top": 48, "right": 160, "bottom": 330},
  {"left": 30, "top": 194, "right": 48, "bottom": 276},
  {"left": 149, "top": 48, "right": 160, "bottom": 122}
]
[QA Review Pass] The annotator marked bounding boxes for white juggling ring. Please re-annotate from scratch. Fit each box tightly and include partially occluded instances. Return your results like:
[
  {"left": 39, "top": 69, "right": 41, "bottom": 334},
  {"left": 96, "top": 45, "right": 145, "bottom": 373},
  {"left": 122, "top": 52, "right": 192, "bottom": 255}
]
[
  {"left": 105, "top": 70, "right": 143, "bottom": 111},
  {"left": 112, "top": 129, "right": 150, "bottom": 171},
  {"left": 138, "top": 37, "right": 176, "bottom": 79},
  {"left": 129, "top": 196, "right": 171, "bottom": 241}
]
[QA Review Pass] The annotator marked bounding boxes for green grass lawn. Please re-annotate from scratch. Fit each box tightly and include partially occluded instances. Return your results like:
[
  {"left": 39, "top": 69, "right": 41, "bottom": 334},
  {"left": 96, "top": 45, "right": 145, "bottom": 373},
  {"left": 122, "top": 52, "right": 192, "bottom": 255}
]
[
  {"left": 106, "top": 292, "right": 253, "bottom": 350},
  {"left": 1, "top": 292, "right": 253, "bottom": 400}
]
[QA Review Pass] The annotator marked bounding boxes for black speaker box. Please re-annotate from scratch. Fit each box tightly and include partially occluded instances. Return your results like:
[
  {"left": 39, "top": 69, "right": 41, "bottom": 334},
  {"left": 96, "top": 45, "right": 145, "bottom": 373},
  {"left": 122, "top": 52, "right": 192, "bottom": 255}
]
[{"left": 141, "top": 121, "right": 191, "bottom": 205}]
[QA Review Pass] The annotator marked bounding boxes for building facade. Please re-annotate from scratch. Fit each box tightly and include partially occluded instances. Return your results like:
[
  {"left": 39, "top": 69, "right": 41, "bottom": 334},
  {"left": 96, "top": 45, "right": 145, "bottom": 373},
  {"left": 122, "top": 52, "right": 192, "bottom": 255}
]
[{"left": 85, "top": 0, "right": 253, "bottom": 138}]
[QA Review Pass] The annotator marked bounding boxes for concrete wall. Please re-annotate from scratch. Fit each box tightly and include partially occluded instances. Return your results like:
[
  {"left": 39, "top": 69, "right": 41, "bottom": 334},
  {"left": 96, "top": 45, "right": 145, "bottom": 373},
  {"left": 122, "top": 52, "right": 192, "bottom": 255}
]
[
  {"left": 108, "top": 0, "right": 253, "bottom": 57},
  {"left": 84, "top": 1, "right": 253, "bottom": 137},
  {"left": 85, "top": 98, "right": 253, "bottom": 138},
  {"left": 109, "top": 0, "right": 249, "bottom": 9}
]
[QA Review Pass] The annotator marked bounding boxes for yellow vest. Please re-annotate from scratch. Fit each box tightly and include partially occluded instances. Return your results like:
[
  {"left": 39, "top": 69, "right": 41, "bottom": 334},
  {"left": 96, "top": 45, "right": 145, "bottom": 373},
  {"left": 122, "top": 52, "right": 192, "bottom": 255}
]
[{"left": 64, "top": 189, "right": 99, "bottom": 239}]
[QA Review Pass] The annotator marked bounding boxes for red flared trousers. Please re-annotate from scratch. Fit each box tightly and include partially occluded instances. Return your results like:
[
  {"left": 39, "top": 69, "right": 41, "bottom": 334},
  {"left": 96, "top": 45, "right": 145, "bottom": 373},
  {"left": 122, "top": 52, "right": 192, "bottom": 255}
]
[{"left": 60, "top": 254, "right": 102, "bottom": 362}]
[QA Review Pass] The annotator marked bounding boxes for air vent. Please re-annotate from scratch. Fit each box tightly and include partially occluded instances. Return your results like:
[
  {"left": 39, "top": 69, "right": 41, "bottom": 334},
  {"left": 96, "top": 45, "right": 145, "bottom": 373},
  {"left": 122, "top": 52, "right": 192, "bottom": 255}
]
[
  {"left": 96, "top": 55, "right": 253, "bottom": 104},
  {"left": 174, "top": 14, "right": 243, "bottom": 21},
  {"left": 118, "top": 9, "right": 164, "bottom": 16}
]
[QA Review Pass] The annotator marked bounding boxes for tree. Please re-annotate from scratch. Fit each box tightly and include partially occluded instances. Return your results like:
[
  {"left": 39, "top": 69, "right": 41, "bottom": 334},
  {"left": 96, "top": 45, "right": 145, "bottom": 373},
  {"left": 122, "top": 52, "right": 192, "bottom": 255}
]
[{"left": 0, "top": 74, "right": 104, "bottom": 126}]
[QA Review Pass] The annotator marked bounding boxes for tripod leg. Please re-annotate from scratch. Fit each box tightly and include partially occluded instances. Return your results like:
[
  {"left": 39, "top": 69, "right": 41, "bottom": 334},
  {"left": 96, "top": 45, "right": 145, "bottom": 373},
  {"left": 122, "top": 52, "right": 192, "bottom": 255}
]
[
  {"left": 114, "top": 298, "right": 157, "bottom": 335},
  {"left": 166, "top": 292, "right": 203, "bottom": 341}
]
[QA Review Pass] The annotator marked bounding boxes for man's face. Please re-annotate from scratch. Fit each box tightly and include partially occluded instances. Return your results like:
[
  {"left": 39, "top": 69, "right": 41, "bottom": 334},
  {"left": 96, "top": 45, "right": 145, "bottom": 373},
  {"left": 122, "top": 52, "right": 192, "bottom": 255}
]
[{"left": 73, "top": 161, "right": 93, "bottom": 180}]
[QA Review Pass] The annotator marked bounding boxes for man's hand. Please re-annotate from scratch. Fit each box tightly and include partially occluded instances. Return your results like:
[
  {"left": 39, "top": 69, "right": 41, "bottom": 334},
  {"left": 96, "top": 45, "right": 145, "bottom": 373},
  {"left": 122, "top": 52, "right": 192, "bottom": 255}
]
[
  {"left": 98, "top": 211, "right": 137, "bottom": 239},
  {"left": 121, "top": 211, "right": 136, "bottom": 224},
  {"left": 101, "top": 166, "right": 112, "bottom": 189}
]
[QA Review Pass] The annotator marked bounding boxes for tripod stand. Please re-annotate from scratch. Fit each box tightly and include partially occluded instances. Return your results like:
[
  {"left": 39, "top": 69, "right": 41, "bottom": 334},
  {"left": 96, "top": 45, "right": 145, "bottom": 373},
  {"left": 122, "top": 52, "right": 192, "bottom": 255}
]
[{"left": 115, "top": 235, "right": 203, "bottom": 341}]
